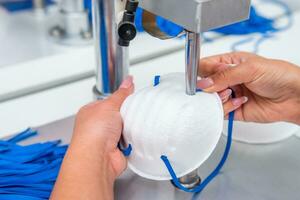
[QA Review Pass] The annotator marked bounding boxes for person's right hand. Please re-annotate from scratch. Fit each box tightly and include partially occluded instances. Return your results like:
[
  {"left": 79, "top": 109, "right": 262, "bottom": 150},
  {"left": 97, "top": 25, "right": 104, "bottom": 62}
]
[{"left": 197, "top": 52, "right": 300, "bottom": 125}]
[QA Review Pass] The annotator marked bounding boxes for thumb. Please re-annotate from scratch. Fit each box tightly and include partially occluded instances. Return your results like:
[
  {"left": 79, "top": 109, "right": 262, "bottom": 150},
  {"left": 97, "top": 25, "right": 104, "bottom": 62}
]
[
  {"left": 106, "top": 76, "right": 134, "bottom": 110},
  {"left": 197, "top": 62, "right": 258, "bottom": 92}
]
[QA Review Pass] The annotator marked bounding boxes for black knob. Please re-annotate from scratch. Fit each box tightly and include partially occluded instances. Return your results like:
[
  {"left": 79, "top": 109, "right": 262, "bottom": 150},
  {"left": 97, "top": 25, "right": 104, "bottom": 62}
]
[
  {"left": 118, "top": 0, "right": 139, "bottom": 47},
  {"left": 118, "top": 22, "right": 137, "bottom": 47}
]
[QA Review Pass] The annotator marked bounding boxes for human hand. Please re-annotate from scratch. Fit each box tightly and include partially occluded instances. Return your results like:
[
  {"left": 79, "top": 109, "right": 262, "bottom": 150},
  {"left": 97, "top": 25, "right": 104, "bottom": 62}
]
[
  {"left": 197, "top": 52, "right": 300, "bottom": 124},
  {"left": 72, "top": 76, "right": 134, "bottom": 179},
  {"left": 51, "top": 76, "right": 134, "bottom": 200}
]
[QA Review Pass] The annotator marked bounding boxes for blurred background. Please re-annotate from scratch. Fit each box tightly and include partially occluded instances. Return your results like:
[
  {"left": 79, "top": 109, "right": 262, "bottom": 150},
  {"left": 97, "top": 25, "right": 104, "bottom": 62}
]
[{"left": 0, "top": 0, "right": 299, "bottom": 137}]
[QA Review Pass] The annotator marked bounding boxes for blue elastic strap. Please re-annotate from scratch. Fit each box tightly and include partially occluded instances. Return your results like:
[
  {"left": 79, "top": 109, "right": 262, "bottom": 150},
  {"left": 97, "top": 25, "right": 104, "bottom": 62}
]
[
  {"left": 154, "top": 75, "right": 161, "bottom": 86},
  {"left": 118, "top": 143, "right": 132, "bottom": 157},
  {"left": 6, "top": 128, "right": 37, "bottom": 143},
  {"left": 160, "top": 91, "right": 235, "bottom": 193},
  {"left": 0, "top": 129, "right": 67, "bottom": 199}
]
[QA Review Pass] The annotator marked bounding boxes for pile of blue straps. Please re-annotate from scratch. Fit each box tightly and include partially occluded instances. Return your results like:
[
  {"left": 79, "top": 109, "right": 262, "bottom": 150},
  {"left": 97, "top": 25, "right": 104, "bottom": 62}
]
[{"left": 0, "top": 128, "right": 67, "bottom": 200}]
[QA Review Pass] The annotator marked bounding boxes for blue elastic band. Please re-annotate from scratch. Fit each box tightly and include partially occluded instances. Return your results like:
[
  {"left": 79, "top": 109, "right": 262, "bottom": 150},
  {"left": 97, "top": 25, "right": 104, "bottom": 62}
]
[
  {"left": 154, "top": 75, "right": 161, "bottom": 86},
  {"left": 6, "top": 128, "right": 37, "bottom": 143},
  {"left": 118, "top": 143, "right": 132, "bottom": 157},
  {"left": 0, "top": 128, "right": 66, "bottom": 199},
  {"left": 160, "top": 95, "right": 235, "bottom": 193}
]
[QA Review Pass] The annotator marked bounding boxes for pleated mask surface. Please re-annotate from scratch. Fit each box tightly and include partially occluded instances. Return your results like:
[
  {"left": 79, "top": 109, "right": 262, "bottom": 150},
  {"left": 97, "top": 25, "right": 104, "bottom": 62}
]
[{"left": 120, "top": 73, "right": 224, "bottom": 180}]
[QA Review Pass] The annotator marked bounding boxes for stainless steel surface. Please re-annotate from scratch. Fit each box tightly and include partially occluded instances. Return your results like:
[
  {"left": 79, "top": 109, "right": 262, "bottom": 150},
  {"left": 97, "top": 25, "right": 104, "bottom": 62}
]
[
  {"left": 116, "top": 46, "right": 129, "bottom": 86},
  {"left": 139, "top": 0, "right": 251, "bottom": 33},
  {"left": 141, "top": 10, "right": 182, "bottom": 40},
  {"left": 178, "top": 169, "right": 201, "bottom": 189},
  {"left": 180, "top": 32, "right": 202, "bottom": 186},
  {"left": 18, "top": 117, "right": 300, "bottom": 200},
  {"left": 93, "top": 0, "right": 128, "bottom": 97},
  {"left": 185, "top": 32, "right": 200, "bottom": 95}
]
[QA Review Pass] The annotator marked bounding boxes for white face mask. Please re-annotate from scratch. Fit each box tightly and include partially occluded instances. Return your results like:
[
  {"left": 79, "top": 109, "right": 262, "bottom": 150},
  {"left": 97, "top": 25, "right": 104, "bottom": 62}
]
[{"left": 120, "top": 73, "right": 224, "bottom": 181}]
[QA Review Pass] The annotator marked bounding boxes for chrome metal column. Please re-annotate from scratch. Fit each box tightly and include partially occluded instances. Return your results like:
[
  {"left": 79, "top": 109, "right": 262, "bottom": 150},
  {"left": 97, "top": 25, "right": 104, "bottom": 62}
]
[
  {"left": 179, "top": 31, "right": 202, "bottom": 188},
  {"left": 92, "top": 0, "right": 129, "bottom": 99},
  {"left": 185, "top": 31, "right": 200, "bottom": 95}
]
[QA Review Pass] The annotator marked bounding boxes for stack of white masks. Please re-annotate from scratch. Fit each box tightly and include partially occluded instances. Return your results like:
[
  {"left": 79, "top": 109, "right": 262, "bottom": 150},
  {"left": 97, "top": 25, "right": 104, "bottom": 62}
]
[{"left": 120, "top": 73, "right": 224, "bottom": 180}]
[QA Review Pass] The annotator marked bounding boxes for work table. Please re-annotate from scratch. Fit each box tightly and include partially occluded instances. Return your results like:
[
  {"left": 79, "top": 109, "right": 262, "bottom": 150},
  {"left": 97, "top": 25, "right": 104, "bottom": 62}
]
[{"left": 19, "top": 116, "right": 300, "bottom": 200}]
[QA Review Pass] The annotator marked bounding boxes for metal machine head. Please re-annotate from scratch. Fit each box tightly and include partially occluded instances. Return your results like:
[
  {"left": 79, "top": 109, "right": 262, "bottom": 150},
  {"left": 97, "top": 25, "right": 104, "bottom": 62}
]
[{"left": 139, "top": 0, "right": 251, "bottom": 34}]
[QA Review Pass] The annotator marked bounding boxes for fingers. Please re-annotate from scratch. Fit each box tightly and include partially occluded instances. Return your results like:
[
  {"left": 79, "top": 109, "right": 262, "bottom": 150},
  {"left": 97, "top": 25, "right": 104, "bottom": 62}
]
[
  {"left": 106, "top": 76, "right": 134, "bottom": 110},
  {"left": 218, "top": 89, "right": 232, "bottom": 103},
  {"left": 199, "top": 52, "right": 255, "bottom": 77},
  {"left": 223, "top": 96, "right": 248, "bottom": 116},
  {"left": 197, "top": 62, "right": 258, "bottom": 93}
]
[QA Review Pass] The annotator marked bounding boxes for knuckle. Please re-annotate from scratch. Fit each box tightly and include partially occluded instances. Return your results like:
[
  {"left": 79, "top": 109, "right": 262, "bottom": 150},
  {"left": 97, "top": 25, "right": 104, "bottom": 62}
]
[
  {"left": 218, "top": 70, "right": 229, "bottom": 81},
  {"left": 78, "top": 104, "right": 89, "bottom": 115},
  {"left": 244, "top": 58, "right": 262, "bottom": 78}
]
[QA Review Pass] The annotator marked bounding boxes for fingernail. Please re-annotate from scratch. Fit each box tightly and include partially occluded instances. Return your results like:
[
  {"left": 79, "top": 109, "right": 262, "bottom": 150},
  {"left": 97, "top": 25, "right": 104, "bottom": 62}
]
[
  {"left": 222, "top": 96, "right": 229, "bottom": 103},
  {"left": 232, "top": 96, "right": 248, "bottom": 106},
  {"left": 220, "top": 89, "right": 232, "bottom": 100},
  {"left": 120, "top": 76, "right": 133, "bottom": 89},
  {"left": 197, "top": 78, "right": 214, "bottom": 89}
]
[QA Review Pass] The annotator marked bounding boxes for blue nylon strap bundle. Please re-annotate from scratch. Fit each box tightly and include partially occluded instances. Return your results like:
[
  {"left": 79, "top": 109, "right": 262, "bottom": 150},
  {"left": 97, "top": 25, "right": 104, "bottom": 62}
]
[
  {"left": 0, "top": 128, "right": 67, "bottom": 199},
  {"left": 154, "top": 75, "right": 161, "bottom": 87}
]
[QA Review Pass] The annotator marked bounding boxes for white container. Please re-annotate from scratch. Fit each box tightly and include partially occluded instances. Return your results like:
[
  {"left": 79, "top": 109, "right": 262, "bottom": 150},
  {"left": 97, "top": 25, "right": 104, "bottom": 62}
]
[
  {"left": 295, "top": 130, "right": 300, "bottom": 138},
  {"left": 283, "top": 0, "right": 300, "bottom": 11},
  {"left": 223, "top": 121, "right": 299, "bottom": 144}
]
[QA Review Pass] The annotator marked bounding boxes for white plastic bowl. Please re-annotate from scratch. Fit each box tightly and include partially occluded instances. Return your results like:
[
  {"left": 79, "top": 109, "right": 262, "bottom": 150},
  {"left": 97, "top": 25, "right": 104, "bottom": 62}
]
[
  {"left": 295, "top": 130, "right": 300, "bottom": 139},
  {"left": 223, "top": 121, "right": 299, "bottom": 144}
]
